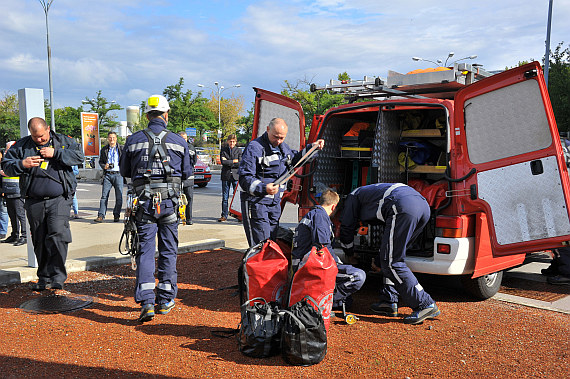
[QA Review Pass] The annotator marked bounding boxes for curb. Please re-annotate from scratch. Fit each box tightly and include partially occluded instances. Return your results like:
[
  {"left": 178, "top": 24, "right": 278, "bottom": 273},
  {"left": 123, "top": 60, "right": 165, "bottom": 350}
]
[{"left": 0, "top": 239, "right": 225, "bottom": 287}]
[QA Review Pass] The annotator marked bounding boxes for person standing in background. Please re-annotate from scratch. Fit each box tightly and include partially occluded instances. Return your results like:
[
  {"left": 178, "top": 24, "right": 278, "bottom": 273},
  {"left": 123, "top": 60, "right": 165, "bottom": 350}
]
[
  {"left": 218, "top": 134, "right": 241, "bottom": 222},
  {"left": 94, "top": 131, "right": 124, "bottom": 223},
  {"left": 1, "top": 141, "right": 27, "bottom": 246},
  {"left": 177, "top": 131, "right": 197, "bottom": 225},
  {"left": 0, "top": 149, "right": 9, "bottom": 240}
]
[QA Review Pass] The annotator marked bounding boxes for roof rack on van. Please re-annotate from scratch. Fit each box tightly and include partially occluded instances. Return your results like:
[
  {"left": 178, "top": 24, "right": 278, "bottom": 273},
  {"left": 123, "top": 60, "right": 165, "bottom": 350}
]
[{"left": 310, "top": 63, "right": 493, "bottom": 101}]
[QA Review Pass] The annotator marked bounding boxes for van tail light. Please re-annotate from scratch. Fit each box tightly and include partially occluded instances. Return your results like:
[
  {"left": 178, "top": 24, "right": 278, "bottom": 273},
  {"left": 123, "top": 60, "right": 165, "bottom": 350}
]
[
  {"left": 435, "top": 215, "right": 474, "bottom": 238},
  {"left": 437, "top": 244, "right": 451, "bottom": 254}
]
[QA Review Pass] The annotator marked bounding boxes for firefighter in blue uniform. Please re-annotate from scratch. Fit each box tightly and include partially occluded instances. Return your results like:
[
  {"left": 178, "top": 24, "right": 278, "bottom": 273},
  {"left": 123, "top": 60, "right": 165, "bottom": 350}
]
[
  {"left": 291, "top": 189, "right": 366, "bottom": 310},
  {"left": 238, "top": 117, "right": 324, "bottom": 246},
  {"left": 339, "top": 183, "right": 440, "bottom": 325},
  {"left": 119, "top": 94, "right": 192, "bottom": 322}
]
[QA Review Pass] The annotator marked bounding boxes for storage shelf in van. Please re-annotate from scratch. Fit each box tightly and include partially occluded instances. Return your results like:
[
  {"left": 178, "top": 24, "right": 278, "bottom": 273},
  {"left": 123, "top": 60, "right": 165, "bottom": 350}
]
[
  {"left": 401, "top": 129, "right": 443, "bottom": 138},
  {"left": 399, "top": 165, "right": 446, "bottom": 173}
]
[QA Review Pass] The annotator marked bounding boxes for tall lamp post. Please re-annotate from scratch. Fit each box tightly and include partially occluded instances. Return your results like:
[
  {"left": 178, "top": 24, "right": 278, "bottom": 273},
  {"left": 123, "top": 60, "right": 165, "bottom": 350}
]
[
  {"left": 39, "top": 0, "right": 55, "bottom": 132},
  {"left": 412, "top": 53, "right": 477, "bottom": 67},
  {"left": 197, "top": 82, "right": 241, "bottom": 150}
]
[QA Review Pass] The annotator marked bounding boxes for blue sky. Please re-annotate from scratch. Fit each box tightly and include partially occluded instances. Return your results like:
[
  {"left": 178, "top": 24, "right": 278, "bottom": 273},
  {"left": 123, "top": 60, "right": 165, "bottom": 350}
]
[{"left": 1, "top": 0, "right": 569, "bottom": 119}]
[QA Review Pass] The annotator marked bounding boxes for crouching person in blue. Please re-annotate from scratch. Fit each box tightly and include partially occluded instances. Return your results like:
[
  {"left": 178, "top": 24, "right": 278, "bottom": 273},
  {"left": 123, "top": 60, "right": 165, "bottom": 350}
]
[
  {"left": 238, "top": 117, "right": 324, "bottom": 246},
  {"left": 292, "top": 189, "right": 366, "bottom": 312},
  {"left": 339, "top": 183, "right": 440, "bottom": 325},
  {"left": 119, "top": 95, "right": 192, "bottom": 322}
]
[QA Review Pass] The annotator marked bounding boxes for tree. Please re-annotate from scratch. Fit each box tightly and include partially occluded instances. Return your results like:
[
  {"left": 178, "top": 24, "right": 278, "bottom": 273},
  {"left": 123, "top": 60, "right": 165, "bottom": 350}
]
[
  {"left": 281, "top": 74, "right": 347, "bottom": 134},
  {"left": 205, "top": 93, "right": 245, "bottom": 141},
  {"left": 236, "top": 102, "right": 255, "bottom": 145},
  {"left": 53, "top": 106, "right": 82, "bottom": 138},
  {"left": 81, "top": 90, "right": 123, "bottom": 134},
  {"left": 163, "top": 78, "right": 217, "bottom": 142},
  {"left": 0, "top": 92, "right": 20, "bottom": 147},
  {"left": 547, "top": 42, "right": 570, "bottom": 134}
]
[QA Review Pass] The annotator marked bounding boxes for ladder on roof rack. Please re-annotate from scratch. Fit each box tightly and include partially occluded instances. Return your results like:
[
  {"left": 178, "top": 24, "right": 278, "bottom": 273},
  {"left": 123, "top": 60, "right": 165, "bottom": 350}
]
[{"left": 310, "top": 63, "right": 493, "bottom": 100}]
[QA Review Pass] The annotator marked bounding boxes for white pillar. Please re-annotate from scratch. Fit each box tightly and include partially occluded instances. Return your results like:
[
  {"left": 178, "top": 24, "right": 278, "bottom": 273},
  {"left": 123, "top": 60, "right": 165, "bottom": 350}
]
[{"left": 17, "top": 88, "right": 46, "bottom": 268}]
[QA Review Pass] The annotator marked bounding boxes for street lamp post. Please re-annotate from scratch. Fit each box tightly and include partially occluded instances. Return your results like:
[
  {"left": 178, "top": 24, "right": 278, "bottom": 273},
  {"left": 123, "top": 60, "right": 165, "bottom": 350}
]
[
  {"left": 412, "top": 53, "right": 477, "bottom": 67},
  {"left": 197, "top": 82, "right": 241, "bottom": 150},
  {"left": 39, "top": 0, "right": 55, "bottom": 132}
]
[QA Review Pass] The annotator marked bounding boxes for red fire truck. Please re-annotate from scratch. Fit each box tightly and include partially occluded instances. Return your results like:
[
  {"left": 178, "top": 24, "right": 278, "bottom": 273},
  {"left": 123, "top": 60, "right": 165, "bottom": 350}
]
[{"left": 236, "top": 61, "right": 570, "bottom": 299}]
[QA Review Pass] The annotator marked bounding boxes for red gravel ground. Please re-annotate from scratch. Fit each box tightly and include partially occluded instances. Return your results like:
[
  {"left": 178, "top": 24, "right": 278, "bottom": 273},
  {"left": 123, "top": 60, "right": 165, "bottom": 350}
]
[{"left": 0, "top": 248, "right": 568, "bottom": 378}]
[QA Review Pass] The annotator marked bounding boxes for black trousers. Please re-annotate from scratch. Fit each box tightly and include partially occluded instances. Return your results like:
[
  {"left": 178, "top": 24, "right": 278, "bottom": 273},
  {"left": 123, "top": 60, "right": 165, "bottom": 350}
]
[
  {"left": 25, "top": 196, "right": 72, "bottom": 285},
  {"left": 183, "top": 179, "right": 194, "bottom": 222},
  {"left": 6, "top": 197, "right": 26, "bottom": 237}
]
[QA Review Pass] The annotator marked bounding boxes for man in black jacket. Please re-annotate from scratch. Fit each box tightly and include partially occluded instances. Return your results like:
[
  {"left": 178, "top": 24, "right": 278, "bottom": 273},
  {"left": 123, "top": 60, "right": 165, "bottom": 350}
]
[
  {"left": 218, "top": 134, "right": 242, "bottom": 222},
  {"left": 1, "top": 117, "right": 84, "bottom": 290},
  {"left": 178, "top": 131, "right": 197, "bottom": 225},
  {"left": 94, "top": 131, "right": 124, "bottom": 223}
]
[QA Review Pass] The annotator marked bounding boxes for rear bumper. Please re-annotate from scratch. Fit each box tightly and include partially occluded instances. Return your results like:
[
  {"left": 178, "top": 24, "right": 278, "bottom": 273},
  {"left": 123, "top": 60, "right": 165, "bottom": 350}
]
[{"left": 406, "top": 237, "right": 475, "bottom": 275}]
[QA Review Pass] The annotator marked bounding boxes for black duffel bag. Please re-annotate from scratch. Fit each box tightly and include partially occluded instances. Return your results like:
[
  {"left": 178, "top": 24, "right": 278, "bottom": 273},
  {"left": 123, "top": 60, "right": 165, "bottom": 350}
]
[
  {"left": 237, "top": 297, "right": 282, "bottom": 358},
  {"left": 281, "top": 296, "right": 327, "bottom": 366}
]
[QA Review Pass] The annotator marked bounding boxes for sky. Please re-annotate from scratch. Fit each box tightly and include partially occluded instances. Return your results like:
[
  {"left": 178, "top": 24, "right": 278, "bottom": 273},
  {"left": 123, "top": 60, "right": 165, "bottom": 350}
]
[{"left": 1, "top": 0, "right": 569, "bottom": 119}]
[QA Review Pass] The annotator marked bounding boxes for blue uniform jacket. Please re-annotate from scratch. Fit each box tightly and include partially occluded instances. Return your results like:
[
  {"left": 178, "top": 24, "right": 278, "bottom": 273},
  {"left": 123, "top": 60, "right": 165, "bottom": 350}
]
[
  {"left": 339, "top": 183, "right": 419, "bottom": 249},
  {"left": 238, "top": 131, "right": 313, "bottom": 205},
  {"left": 292, "top": 205, "right": 338, "bottom": 261},
  {"left": 119, "top": 118, "right": 192, "bottom": 182}
]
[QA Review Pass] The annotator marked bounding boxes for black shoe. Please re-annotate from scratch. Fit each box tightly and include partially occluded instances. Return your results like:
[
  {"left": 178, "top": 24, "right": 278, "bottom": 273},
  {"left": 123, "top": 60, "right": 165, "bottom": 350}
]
[
  {"left": 404, "top": 303, "right": 440, "bottom": 325},
  {"left": 114, "top": 216, "right": 120, "bottom": 222},
  {"left": 50, "top": 282, "right": 64, "bottom": 290},
  {"left": 186, "top": 221, "right": 193, "bottom": 225},
  {"left": 31, "top": 282, "right": 49, "bottom": 291},
  {"left": 547, "top": 275, "right": 570, "bottom": 285},
  {"left": 370, "top": 302, "right": 399, "bottom": 317},
  {"left": 13, "top": 237, "right": 27, "bottom": 246},
  {"left": 1, "top": 235, "right": 18, "bottom": 243},
  {"left": 139, "top": 304, "right": 155, "bottom": 322}
]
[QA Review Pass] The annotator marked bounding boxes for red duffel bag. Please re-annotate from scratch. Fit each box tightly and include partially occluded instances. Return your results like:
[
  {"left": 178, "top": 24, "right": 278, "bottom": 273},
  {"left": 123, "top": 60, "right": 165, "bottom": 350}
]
[
  {"left": 288, "top": 246, "right": 338, "bottom": 332},
  {"left": 239, "top": 239, "right": 289, "bottom": 307}
]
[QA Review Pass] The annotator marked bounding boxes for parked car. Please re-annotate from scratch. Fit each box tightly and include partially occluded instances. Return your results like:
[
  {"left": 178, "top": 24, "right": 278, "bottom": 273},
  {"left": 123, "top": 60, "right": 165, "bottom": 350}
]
[
  {"left": 560, "top": 137, "right": 570, "bottom": 167},
  {"left": 193, "top": 158, "right": 211, "bottom": 187},
  {"left": 195, "top": 147, "right": 211, "bottom": 165}
]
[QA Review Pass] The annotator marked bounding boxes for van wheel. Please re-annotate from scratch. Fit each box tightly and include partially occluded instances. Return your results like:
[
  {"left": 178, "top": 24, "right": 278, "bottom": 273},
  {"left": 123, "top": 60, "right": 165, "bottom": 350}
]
[
  {"left": 460, "top": 271, "right": 503, "bottom": 300},
  {"left": 197, "top": 183, "right": 207, "bottom": 188}
]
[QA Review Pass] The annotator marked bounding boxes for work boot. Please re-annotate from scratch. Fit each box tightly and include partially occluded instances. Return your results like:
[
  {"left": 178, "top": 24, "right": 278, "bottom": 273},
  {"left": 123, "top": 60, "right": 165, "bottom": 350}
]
[
  {"left": 94, "top": 216, "right": 104, "bottom": 223},
  {"left": 30, "top": 281, "right": 49, "bottom": 291},
  {"left": 547, "top": 274, "right": 570, "bottom": 285},
  {"left": 139, "top": 304, "right": 155, "bottom": 322},
  {"left": 157, "top": 300, "right": 175, "bottom": 315},
  {"left": 13, "top": 237, "right": 27, "bottom": 246},
  {"left": 1, "top": 235, "right": 18, "bottom": 243},
  {"left": 370, "top": 302, "right": 398, "bottom": 317},
  {"left": 404, "top": 303, "right": 440, "bottom": 325},
  {"left": 217, "top": 216, "right": 227, "bottom": 222}
]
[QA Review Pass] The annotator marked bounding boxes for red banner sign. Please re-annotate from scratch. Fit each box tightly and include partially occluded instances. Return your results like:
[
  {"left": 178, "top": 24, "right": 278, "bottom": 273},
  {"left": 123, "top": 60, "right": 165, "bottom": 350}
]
[{"left": 80, "top": 112, "right": 100, "bottom": 157}]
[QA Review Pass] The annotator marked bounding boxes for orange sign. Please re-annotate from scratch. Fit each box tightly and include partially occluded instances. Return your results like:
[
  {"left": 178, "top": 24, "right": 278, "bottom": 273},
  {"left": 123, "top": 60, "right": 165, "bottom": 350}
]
[{"left": 80, "top": 112, "right": 100, "bottom": 157}]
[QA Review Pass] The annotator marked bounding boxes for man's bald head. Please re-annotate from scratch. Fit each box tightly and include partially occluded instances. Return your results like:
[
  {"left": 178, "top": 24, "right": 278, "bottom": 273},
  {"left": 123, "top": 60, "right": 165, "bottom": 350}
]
[
  {"left": 267, "top": 118, "right": 288, "bottom": 147},
  {"left": 28, "top": 117, "right": 50, "bottom": 145}
]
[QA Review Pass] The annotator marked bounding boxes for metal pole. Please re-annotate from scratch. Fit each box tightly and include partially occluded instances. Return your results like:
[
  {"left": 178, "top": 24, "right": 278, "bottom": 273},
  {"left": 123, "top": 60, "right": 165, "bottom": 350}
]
[
  {"left": 544, "top": 0, "right": 553, "bottom": 88},
  {"left": 217, "top": 85, "right": 221, "bottom": 151},
  {"left": 40, "top": 0, "right": 56, "bottom": 132}
]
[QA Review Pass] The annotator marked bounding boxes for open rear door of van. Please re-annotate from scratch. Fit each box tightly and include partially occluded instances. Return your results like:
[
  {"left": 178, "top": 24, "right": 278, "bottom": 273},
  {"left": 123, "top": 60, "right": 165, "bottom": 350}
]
[
  {"left": 454, "top": 61, "right": 570, "bottom": 255},
  {"left": 228, "top": 88, "right": 306, "bottom": 220}
]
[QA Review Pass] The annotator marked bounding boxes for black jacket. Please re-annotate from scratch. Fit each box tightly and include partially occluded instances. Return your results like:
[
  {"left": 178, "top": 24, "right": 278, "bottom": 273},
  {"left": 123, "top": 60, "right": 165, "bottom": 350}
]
[
  {"left": 98, "top": 143, "right": 124, "bottom": 173},
  {"left": 1, "top": 132, "right": 84, "bottom": 199},
  {"left": 220, "top": 144, "right": 242, "bottom": 181}
]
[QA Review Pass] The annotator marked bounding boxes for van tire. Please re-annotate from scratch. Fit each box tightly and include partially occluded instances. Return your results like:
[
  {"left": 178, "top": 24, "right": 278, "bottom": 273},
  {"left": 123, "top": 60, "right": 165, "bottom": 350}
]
[
  {"left": 460, "top": 271, "right": 503, "bottom": 300},
  {"left": 197, "top": 183, "right": 208, "bottom": 188}
]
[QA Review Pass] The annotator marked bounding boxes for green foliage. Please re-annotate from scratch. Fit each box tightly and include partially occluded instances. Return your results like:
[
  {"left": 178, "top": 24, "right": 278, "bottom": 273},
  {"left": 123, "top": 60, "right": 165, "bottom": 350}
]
[
  {"left": 53, "top": 106, "right": 82, "bottom": 138},
  {"left": 81, "top": 90, "right": 123, "bottom": 134},
  {"left": 281, "top": 75, "right": 347, "bottom": 134},
  {"left": 236, "top": 102, "right": 254, "bottom": 145},
  {"left": 163, "top": 78, "right": 217, "bottom": 141},
  {"left": 0, "top": 92, "right": 20, "bottom": 146},
  {"left": 547, "top": 42, "right": 570, "bottom": 134}
]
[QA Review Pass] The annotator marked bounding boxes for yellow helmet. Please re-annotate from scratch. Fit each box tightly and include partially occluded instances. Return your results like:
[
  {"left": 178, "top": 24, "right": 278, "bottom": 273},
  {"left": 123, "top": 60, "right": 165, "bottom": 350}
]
[{"left": 144, "top": 94, "right": 170, "bottom": 113}]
